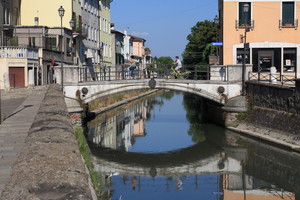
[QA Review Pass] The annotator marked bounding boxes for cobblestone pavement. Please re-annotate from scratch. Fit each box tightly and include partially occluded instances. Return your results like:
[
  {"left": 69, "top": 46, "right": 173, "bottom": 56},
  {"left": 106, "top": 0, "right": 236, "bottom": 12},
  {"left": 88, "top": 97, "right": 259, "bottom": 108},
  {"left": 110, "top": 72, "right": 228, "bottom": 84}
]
[{"left": 0, "top": 87, "right": 48, "bottom": 195}]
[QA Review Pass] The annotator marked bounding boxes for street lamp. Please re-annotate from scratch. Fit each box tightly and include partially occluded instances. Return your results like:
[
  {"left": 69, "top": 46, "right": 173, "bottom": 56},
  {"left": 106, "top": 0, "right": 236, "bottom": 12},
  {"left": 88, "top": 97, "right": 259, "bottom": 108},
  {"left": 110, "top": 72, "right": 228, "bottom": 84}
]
[
  {"left": 58, "top": 6, "right": 65, "bottom": 91},
  {"left": 242, "top": 3, "right": 250, "bottom": 95},
  {"left": 69, "top": 20, "right": 75, "bottom": 30},
  {"left": 214, "top": 15, "right": 219, "bottom": 24},
  {"left": 214, "top": 15, "right": 220, "bottom": 64}
]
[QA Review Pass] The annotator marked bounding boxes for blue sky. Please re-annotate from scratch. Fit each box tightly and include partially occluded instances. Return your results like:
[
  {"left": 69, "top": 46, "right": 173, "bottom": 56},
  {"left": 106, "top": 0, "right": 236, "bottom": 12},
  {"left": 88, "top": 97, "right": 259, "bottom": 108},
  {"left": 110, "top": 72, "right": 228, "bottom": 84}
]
[{"left": 111, "top": 0, "right": 218, "bottom": 59}]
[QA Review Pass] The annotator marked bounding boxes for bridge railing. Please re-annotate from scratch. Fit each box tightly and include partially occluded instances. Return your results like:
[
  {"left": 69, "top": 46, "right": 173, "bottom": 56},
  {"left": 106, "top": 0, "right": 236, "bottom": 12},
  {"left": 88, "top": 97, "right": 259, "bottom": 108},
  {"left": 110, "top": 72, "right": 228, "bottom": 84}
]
[
  {"left": 78, "top": 64, "right": 232, "bottom": 82},
  {"left": 248, "top": 72, "right": 295, "bottom": 86}
]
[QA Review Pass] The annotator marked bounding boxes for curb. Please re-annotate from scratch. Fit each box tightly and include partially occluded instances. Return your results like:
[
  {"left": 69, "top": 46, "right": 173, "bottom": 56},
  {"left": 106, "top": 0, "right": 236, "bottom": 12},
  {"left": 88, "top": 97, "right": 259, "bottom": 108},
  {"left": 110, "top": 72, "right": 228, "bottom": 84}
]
[{"left": 228, "top": 127, "right": 300, "bottom": 153}]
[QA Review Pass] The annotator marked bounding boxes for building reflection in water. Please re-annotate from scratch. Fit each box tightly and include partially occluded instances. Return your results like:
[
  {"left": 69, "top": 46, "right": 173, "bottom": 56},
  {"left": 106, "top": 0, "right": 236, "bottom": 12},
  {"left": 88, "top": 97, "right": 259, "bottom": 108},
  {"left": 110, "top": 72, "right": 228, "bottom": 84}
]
[
  {"left": 85, "top": 91, "right": 298, "bottom": 200},
  {"left": 87, "top": 98, "right": 151, "bottom": 151}
]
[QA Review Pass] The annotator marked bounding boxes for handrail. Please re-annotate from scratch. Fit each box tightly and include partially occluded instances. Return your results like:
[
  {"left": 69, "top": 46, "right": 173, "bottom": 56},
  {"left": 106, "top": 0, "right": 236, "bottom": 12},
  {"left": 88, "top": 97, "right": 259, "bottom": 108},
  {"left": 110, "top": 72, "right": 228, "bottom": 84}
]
[
  {"left": 248, "top": 72, "right": 295, "bottom": 86},
  {"left": 78, "top": 65, "right": 226, "bottom": 82}
]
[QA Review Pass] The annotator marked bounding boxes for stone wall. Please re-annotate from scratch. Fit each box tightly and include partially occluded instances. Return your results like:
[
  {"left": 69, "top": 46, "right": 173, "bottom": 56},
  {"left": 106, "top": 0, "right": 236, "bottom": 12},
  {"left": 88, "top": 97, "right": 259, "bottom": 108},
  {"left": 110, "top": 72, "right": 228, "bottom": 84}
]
[
  {"left": 247, "top": 81, "right": 300, "bottom": 114},
  {"left": 0, "top": 84, "right": 97, "bottom": 200},
  {"left": 243, "top": 80, "right": 300, "bottom": 136},
  {"left": 210, "top": 64, "right": 252, "bottom": 82}
]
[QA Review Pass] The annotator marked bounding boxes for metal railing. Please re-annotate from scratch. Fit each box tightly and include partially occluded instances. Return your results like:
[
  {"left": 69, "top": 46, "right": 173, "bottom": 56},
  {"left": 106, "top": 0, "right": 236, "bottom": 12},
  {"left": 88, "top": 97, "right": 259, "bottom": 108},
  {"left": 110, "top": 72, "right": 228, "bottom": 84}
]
[
  {"left": 248, "top": 72, "right": 295, "bottom": 86},
  {"left": 0, "top": 46, "right": 38, "bottom": 59},
  {"left": 78, "top": 64, "right": 227, "bottom": 82},
  {"left": 235, "top": 20, "right": 255, "bottom": 30},
  {"left": 279, "top": 19, "right": 298, "bottom": 29}
]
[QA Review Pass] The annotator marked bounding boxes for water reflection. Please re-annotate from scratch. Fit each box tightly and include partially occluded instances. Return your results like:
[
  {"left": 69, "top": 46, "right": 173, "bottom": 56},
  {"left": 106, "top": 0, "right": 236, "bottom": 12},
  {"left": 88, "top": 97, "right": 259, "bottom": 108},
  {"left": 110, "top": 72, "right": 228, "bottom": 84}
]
[{"left": 85, "top": 91, "right": 299, "bottom": 200}]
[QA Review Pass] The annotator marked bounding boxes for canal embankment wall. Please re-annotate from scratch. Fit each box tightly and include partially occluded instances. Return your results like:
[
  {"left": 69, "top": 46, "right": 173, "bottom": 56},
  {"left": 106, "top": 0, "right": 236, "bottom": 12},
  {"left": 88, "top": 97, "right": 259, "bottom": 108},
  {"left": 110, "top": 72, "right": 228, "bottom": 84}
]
[
  {"left": 232, "top": 80, "right": 300, "bottom": 151},
  {"left": 0, "top": 84, "right": 97, "bottom": 200}
]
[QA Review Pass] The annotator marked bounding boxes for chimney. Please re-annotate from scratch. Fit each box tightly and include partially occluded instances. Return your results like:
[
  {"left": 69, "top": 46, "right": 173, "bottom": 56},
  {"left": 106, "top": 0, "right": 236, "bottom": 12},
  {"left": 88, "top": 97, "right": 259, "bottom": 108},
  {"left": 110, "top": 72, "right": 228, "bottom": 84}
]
[{"left": 34, "top": 17, "right": 39, "bottom": 26}]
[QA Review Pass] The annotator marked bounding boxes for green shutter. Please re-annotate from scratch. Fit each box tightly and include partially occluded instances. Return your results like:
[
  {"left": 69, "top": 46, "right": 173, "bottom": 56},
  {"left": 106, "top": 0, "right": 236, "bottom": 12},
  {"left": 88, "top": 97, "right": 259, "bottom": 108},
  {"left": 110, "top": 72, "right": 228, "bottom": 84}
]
[{"left": 282, "top": 2, "right": 294, "bottom": 24}]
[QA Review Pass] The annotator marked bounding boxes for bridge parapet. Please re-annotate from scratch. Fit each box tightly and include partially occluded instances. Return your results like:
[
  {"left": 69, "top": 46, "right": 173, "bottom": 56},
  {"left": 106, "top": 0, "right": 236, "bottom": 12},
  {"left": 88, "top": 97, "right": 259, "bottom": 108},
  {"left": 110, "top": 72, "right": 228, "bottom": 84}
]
[{"left": 64, "top": 79, "right": 242, "bottom": 113}]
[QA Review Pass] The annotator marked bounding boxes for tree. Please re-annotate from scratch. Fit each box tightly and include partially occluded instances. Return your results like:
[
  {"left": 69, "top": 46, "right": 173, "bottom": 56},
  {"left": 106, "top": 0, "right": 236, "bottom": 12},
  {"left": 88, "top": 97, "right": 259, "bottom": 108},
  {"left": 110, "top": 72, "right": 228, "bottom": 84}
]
[
  {"left": 156, "top": 56, "right": 174, "bottom": 65},
  {"left": 144, "top": 47, "right": 151, "bottom": 56},
  {"left": 183, "top": 20, "right": 218, "bottom": 65}
]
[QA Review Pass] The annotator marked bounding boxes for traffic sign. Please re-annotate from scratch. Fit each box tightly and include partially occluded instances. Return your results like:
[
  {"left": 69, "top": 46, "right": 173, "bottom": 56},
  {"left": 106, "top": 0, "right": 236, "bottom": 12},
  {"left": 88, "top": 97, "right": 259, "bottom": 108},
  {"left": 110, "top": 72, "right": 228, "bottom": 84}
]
[{"left": 212, "top": 42, "right": 223, "bottom": 46}]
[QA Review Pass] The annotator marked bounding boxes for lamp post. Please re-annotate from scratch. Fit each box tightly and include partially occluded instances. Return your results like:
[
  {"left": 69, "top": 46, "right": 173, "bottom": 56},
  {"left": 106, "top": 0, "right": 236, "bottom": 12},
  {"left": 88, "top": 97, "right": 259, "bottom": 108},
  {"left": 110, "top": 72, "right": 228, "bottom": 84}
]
[
  {"left": 242, "top": 3, "right": 250, "bottom": 96},
  {"left": 214, "top": 15, "right": 220, "bottom": 64},
  {"left": 69, "top": 19, "right": 75, "bottom": 58},
  {"left": 58, "top": 6, "right": 65, "bottom": 91}
]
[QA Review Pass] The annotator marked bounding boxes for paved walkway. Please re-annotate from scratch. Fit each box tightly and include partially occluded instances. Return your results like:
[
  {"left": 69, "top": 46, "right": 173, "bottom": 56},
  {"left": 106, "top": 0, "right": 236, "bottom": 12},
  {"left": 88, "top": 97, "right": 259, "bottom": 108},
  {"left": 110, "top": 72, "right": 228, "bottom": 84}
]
[{"left": 0, "top": 87, "right": 47, "bottom": 195}]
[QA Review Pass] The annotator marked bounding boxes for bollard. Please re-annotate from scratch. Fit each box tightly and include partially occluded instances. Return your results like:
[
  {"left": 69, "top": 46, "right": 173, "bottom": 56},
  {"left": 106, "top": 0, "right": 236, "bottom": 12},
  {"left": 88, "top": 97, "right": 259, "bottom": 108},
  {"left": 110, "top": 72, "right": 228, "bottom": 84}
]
[{"left": 270, "top": 66, "right": 277, "bottom": 83}]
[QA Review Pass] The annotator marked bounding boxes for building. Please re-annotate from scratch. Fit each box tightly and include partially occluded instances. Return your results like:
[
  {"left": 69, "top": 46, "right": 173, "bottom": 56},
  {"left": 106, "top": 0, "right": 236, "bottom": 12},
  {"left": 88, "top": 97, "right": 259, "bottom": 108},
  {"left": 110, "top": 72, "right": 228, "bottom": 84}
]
[
  {"left": 129, "top": 35, "right": 146, "bottom": 71},
  {"left": 219, "top": 0, "right": 300, "bottom": 79},
  {"left": 79, "top": 0, "right": 101, "bottom": 78},
  {"left": 99, "top": 0, "right": 113, "bottom": 68},
  {"left": 111, "top": 29, "right": 125, "bottom": 79},
  {"left": 0, "top": 26, "right": 73, "bottom": 88},
  {"left": 0, "top": 0, "right": 21, "bottom": 26}
]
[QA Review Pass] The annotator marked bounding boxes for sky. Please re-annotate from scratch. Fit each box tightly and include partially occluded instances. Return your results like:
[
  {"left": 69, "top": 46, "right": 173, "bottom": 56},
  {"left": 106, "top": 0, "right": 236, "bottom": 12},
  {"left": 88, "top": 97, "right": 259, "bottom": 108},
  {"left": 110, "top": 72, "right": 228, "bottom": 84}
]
[{"left": 111, "top": 0, "right": 218, "bottom": 59}]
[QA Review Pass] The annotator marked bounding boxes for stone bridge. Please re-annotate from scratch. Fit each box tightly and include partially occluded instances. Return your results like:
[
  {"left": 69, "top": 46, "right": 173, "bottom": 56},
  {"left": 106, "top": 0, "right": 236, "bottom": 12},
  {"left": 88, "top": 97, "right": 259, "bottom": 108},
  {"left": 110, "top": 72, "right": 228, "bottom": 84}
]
[
  {"left": 89, "top": 141, "right": 246, "bottom": 177},
  {"left": 64, "top": 79, "right": 242, "bottom": 113}
]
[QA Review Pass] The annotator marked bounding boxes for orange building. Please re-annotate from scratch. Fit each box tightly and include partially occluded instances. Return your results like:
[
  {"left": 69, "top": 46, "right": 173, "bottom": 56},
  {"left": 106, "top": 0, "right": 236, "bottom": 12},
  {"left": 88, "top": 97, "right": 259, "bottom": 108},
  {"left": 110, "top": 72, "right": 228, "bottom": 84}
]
[{"left": 219, "top": 0, "right": 300, "bottom": 79}]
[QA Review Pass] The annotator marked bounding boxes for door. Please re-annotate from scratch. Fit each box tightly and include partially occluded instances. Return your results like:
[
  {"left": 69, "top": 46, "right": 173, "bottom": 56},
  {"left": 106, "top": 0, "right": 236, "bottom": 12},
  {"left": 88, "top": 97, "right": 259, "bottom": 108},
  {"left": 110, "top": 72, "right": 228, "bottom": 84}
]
[
  {"left": 9, "top": 67, "right": 25, "bottom": 88},
  {"left": 258, "top": 51, "right": 274, "bottom": 72}
]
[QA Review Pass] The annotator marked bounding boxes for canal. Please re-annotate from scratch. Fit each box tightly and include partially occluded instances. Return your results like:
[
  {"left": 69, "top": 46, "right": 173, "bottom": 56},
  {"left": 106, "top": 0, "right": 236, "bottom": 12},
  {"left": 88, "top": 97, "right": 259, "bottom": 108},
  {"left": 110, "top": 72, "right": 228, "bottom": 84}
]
[{"left": 84, "top": 90, "right": 300, "bottom": 200}]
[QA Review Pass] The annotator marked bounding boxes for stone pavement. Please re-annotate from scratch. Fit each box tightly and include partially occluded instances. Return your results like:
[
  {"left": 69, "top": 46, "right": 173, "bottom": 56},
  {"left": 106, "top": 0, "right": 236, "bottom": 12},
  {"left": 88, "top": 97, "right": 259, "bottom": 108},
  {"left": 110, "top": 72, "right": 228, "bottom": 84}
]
[{"left": 0, "top": 87, "right": 48, "bottom": 196}]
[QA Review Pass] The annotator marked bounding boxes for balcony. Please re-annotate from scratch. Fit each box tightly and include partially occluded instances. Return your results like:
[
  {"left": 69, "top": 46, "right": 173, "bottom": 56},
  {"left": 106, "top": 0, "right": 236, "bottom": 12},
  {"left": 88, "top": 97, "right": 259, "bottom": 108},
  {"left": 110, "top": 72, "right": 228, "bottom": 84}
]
[
  {"left": 0, "top": 47, "right": 38, "bottom": 59},
  {"left": 279, "top": 19, "right": 298, "bottom": 29},
  {"left": 235, "top": 20, "right": 254, "bottom": 30}
]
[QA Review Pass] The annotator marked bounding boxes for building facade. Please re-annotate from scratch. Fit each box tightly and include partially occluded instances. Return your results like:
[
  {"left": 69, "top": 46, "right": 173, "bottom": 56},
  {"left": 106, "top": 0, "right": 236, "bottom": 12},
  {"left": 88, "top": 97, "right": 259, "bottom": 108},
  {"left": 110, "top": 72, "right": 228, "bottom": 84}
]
[
  {"left": 129, "top": 35, "right": 146, "bottom": 71},
  {"left": 219, "top": 0, "right": 300, "bottom": 79},
  {"left": 99, "top": 0, "right": 113, "bottom": 68}
]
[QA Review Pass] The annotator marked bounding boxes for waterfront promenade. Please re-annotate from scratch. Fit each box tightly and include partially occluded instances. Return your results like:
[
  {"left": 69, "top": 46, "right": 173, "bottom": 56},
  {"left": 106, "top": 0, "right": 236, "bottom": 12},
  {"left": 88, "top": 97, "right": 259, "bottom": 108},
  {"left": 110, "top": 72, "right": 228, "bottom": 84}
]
[{"left": 0, "top": 86, "right": 48, "bottom": 195}]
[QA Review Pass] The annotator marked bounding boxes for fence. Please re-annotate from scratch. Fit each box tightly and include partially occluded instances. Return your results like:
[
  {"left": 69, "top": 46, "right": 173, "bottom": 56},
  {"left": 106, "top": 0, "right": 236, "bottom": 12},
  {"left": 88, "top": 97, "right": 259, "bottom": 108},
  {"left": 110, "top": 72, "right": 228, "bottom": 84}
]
[
  {"left": 78, "top": 64, "right": 232, "bottom": 82},
  {"left": 248, "top": 72, "right": 295, "bottom": 86}
]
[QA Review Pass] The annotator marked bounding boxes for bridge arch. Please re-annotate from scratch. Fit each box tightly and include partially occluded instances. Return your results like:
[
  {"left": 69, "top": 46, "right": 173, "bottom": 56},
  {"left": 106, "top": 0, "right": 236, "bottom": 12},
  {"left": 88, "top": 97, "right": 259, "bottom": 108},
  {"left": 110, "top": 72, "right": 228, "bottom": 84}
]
[{"left": 64, "top": 79, "right": 241, "bottom": 112}]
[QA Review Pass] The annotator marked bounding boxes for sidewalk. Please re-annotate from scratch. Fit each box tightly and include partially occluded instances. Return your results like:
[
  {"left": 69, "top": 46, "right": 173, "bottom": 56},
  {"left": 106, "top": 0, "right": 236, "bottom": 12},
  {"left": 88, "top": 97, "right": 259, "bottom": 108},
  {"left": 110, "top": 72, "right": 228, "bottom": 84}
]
[{"left": 0, "top": 87, "right": 48, "bottom": 195}]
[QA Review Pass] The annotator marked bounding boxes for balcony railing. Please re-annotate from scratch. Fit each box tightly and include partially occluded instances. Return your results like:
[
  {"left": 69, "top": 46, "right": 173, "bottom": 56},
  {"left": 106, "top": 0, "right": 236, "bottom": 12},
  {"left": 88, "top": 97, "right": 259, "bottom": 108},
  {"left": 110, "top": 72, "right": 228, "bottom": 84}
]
[
  {"left": 0, "top": 47, "right": 38, "bottom": 59},
  {"left": 235, "top": 20, "right": 255, "bottom": 30},
  {"left": 279, "top": 19, "right": 298, "bottom": 29}
]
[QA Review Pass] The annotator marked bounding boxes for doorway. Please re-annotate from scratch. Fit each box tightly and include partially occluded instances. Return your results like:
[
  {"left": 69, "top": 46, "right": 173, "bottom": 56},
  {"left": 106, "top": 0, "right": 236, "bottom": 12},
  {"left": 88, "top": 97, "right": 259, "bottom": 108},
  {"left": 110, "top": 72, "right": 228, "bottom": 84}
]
[
  {"left": 258, "top": 51, "right": 274, "bottom": 72},
  {"left": 9, "top": 67, "right": 25, "bottom": 88}
]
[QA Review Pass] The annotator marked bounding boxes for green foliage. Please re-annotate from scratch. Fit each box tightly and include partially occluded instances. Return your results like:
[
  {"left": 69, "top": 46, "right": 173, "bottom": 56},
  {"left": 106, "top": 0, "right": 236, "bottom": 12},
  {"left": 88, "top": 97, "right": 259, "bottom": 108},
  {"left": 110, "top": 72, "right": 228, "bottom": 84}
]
[
  {"left": 156, "top": 56, "right": 174, "bottom": 65},
  {"left": 74, "top": 126, "right": 100, "bottom": 195},
  {"left": 183, "top": 20, "right": 218, "bottom": 65},
  {"left": 182, "top": 93, "right": 206, "bottom": 142},
  {"left": 236, "top": 112, "right": 248, "bottom": 122}
]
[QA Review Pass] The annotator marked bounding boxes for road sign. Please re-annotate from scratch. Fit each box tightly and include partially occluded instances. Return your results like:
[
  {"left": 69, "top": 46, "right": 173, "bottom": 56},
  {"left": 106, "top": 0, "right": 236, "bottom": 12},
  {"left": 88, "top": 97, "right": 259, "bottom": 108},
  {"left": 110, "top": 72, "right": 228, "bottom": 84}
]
[{"left": 212, "top": 42, "right": 223, "bottom": 46}]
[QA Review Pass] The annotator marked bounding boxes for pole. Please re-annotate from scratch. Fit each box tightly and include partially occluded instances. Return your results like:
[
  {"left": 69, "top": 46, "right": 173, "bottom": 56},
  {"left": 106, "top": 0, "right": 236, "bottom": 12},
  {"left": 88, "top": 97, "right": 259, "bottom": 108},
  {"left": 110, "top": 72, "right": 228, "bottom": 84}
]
[
  {"left": 60, "top": 16, "right": 64, "bottom": 91},
  {"left": 0, "top": 88, "right": 2, "bottom": 124},
  {"left": 242, "top": 19, "right": 247, "bottom": 95}
]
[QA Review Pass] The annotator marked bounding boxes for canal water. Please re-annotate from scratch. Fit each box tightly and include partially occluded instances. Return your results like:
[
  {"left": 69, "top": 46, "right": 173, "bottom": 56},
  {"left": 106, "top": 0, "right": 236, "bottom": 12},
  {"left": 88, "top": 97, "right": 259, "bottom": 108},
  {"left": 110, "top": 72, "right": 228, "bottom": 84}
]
[{"left": 85, "top": 91, "right": 300, "bottom": 200}]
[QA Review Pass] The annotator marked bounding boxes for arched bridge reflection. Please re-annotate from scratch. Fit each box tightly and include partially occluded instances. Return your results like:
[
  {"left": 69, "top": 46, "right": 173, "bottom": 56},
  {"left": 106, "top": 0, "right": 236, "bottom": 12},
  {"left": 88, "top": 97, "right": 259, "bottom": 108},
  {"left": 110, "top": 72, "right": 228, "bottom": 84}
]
[{"left": 89, "top": 141, "right": 245, "bottom": 178}]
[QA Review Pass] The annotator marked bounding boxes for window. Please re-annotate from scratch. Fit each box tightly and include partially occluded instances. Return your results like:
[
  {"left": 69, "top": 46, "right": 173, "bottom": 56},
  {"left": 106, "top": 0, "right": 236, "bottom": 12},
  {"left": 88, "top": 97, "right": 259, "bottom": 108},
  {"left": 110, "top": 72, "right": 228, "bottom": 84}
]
[
  {"left": 237, "top": 48, "right": 250, "bottom": 64},
  {"left": 282, "top": 2, "right": 295, "bottom": 26},
  {"left": 28, "top": 37, "right": 36, "bottom": 48},
  {"left": 238, "top": 2, "right": 251, "bottom": 27},
  {"left": 283, "top": 48, "right": 296, "bottom": 72}
]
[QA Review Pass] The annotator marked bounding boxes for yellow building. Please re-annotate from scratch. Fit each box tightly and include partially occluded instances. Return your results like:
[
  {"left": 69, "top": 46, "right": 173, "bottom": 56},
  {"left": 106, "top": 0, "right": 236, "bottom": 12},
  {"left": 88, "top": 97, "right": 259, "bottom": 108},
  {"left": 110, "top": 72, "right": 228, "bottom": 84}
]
[
  {"left": 99, "top": 0, "right": 112, "bottom": 67},
  {"left": 20, "top": 0, "right": 72, "bottom": 29},
  {"left": 219, "top": 0, "right": 300, "bottom": 79}
]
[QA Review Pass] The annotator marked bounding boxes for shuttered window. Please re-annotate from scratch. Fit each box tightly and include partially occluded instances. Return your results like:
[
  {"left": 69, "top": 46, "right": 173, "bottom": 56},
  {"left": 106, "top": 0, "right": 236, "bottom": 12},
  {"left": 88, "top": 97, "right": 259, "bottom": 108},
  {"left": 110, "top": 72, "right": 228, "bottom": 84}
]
[
  {"left": 282, "top": 2, "right": 294, "bottom": 25},
  {"left": 239, "top": 2, "right": 251, "bottom": 26}
]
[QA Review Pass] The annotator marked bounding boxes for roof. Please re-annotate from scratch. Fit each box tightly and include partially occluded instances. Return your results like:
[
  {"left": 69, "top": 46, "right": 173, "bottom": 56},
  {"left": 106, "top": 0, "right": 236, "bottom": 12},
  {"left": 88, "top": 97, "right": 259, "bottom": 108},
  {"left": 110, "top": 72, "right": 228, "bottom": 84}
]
[
  {"left": 111, "top": 29, "right": 125, "bottom": 36},
  {"left": 128, "top": 35, "right": 146, "bottom": 42}
]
